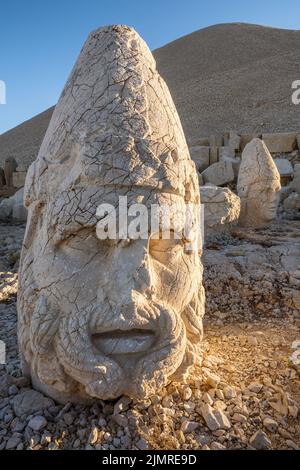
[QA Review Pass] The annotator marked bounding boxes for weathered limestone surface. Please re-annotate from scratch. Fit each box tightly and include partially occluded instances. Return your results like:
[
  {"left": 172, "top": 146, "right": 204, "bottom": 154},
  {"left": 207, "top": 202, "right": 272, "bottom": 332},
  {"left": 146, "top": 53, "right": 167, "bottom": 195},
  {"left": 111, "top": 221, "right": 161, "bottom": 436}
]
[
  {"left": 200, "top": 185, "right": 240, "bottom": 236},
  {"left": 219, "top": 147, "right": 235, "bottom": 160},
  {"left": 237, "top": 138, "right": 281, "bottom": 228},
  {"left": 284, "top": 192, "right": 300, "bottom": 213},
  {"left": 209, "top": 146, "right": 219, "bottom": 165},
  {"left": 193, "top": 137, "right": 209, "bottom": 147},
  {"left": 202, "top": 160, "right": 235, "bottom": 186},
  {"left": 0, "top": 188, "right": 27, "bottom": 222},
  {"left": 262, "top": 132, "right": 297, "bottom": 153},
  {"left": 189, "top": 146, "right": 210, "bottom": 172},
  {"left": 274, "top": 158, "right": 293, "bottom": 177},
  {"left": 0, "top": 167, "right": 5, "bottom": 188},
  {"left": 240, "top": 134, "right": 262, "bottom": 152},
  {"left": 228, "top": 131, "right": 240, "bottom": 151},
  {"left": 18, "top": 25, "right": 205, "bottom": 403},
  {"left": 291, "top": 164, "right": 300, "bottom": 194},
  {"left": 12, "top": 171, "right": 27, "bottom": 189},
  {"left": 209, "top": 135, "right": 223, "bottom": 148},
  {"left": 4, "top": 157, "right": 17, "bottom": 187},
  {"left": 219, "top": 152, "right": 241, "bottom": 178}
]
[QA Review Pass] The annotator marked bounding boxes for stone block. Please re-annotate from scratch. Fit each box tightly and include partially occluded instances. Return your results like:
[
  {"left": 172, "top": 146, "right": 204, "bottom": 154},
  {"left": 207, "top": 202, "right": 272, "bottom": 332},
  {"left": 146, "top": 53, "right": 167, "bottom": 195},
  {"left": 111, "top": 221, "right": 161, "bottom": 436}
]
[
  {"left": 274, "top": 158, "right": 293, "bottom": 176},
  {"left": 12, "top": 171, "right": 27, "bottom": 189},
  {"left": 200, "top": 185, "right": 240, "bottom": 236},
  {"left": 16, "top": 164, "right": 28, "bottom": 172},
  {"left": 219, "top": 147, "right": 235, "bottom": 160},
  {"left": 209, "top": 135, "right": 223, "bottom": 148},
  {"left": 291, "top": 171, "right": 300, "bottom": 194},
  {"left": 0, "top": 198, "right": 13, "bottom": 220},
  {"left": 240, "top": 134, "right": 262, "bottom": 151},
  {"left": 228, "top": 131, "right": 241, "bottom": 151},
  {"left": 0, "top": 184, "right": 26, "bottom": 221},
  {"left": 273, "top": 157, "right": 293, "bottom": 186},
  {"left": 209, "top": 146, "right": 219, "bottom": 165},
  {"left": 262, "top": 133, "right": 297, "bottom": 153},
  {"left": 219, "top": 153, "right": 241, "bottom": 178},
  {"left": 12, "top": 204, "right": 27, "bottom": 222},
  {"left": 283, "top": 192, "right": 300, "bottom": 212},
  {"left": 189, "top": 146, "right": 210, "bottom": 172},
  {"left": 292, "top": 163, "right": 300, "bottom": 192},
  {"left": 223, "top": 133, "right": 229, "bottom": 146},
  {"left": 0, "top": 168, "right": 5, "bottom": 188},
  {"left": 193, "top": 137, "right": 209, "bottom": 147},
  {"left": 4, "top": 157, "right": 17, "bottom": 187},
  {"left": 294, "top": 164, "right": 300, "bottom": 175},
  {"left": 202, "top": 160, "right": 235, "bottom": 186}
]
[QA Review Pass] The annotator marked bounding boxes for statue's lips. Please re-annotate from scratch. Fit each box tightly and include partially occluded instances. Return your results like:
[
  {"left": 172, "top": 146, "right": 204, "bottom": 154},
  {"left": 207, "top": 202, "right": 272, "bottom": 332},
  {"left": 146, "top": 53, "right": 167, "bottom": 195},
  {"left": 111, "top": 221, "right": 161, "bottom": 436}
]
[
  {"left": 266, "top": 204, "right": 278, "bottom": 215},
  {"left": 91, "top": 329, "right": 156, "bottom": 355}
]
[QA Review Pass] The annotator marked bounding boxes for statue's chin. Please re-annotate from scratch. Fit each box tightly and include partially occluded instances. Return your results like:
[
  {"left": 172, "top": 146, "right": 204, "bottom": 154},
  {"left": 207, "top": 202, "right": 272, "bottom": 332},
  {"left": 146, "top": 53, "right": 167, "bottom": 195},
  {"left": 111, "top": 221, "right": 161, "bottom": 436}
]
[
  {"left": 30, "top": 370, "right": 96, "bottom": 405},
  {"left": 30, "top": 348, "right": 182, "bottom": 403},
  {"left": 83, "top": 341, "right": 186, "bottom": 400},
  {"left": 264, "top": 208, "right": 277, "bottom": 220},
  {"left": 24, "top": 300, "right": 191, "bottom": 402}
]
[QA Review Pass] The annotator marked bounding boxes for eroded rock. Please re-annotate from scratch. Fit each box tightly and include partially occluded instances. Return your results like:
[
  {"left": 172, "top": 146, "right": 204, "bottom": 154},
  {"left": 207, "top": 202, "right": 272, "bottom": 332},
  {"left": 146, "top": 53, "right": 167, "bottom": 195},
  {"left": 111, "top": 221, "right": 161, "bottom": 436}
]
[
  {"left": 237, "top": 138, "right": 281, "bottom": 228},
  {"left": 200, "top": 185, "right": 240, "bottom": 237},
  {"left": 18, "top": 25, "right": 205, "bottom": 403},
  {"left": 202, "top": 160, "right": 235, "bottom": 186},
  {"left": 0, "top": 188, "right": 27, "bottom": 222},
  {"left": 12, "top": 390, "right": 54, "bottom": 417}
]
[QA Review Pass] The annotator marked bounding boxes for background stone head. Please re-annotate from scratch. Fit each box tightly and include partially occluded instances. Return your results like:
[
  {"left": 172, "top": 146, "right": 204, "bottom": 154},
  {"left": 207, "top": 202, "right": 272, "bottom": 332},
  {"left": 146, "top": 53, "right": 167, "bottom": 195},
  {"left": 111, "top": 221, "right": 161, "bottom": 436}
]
[
  {"left": 18, "top": 25, "right": 204, "bottom": 402},
  {"left": 237, "top": 138, "right": 281, "bottom": 228}
]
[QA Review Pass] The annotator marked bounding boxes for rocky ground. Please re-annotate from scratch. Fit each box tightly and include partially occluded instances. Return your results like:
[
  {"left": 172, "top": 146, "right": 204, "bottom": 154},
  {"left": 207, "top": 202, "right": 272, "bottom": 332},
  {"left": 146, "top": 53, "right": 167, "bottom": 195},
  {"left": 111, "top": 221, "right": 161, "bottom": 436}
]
[{"left": 0, "top": 222, "right": 299, "bottom": 451}]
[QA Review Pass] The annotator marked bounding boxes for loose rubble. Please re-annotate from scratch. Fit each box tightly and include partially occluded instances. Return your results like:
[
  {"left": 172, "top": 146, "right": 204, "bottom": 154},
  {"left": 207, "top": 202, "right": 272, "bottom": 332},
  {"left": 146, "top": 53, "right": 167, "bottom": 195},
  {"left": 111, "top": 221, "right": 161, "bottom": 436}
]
[{"left": 0, "top": 222, "right": 299, "bottom": 450}]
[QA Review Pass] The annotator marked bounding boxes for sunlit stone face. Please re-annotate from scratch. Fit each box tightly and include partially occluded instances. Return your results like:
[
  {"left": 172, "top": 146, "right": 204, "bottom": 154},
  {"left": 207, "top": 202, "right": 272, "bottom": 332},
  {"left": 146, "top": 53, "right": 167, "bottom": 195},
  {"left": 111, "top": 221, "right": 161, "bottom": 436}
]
[
  {"left": 258, "top": 185, "right": 281, "bottom": 221},
  {"left": 238, "top": 182, "right": 281, "bottom": 227},
  {"left": 237, "top": 138, "right": 281, "bottom": 228},
  {"left": 18, "top": 25, "right": 205, "bottom": 402},
  {"left": 19, "top": 189, "right": 203, "bottom": 401}
]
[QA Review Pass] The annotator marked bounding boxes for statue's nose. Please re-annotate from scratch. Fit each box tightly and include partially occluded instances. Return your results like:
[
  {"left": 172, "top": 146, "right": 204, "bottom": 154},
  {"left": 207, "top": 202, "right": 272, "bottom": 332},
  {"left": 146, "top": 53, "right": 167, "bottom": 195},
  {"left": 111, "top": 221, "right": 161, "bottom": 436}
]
[
  {"left": 132, "top": 256, "right": 152, "bottom": 294},
  {"left": 107, "top": 239, "right": 153, "bottom": 303}
]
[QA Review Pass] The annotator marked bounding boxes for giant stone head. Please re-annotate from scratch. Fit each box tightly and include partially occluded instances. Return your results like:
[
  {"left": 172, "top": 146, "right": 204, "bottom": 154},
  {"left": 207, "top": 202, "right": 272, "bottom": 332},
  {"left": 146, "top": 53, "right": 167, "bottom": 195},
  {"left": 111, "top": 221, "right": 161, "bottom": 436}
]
[
  {"left": 18, "top": 26, "right": 205, "bottom": 402},
  {"left": 237, "top": 138, "right": 281, "bottom": 228}
]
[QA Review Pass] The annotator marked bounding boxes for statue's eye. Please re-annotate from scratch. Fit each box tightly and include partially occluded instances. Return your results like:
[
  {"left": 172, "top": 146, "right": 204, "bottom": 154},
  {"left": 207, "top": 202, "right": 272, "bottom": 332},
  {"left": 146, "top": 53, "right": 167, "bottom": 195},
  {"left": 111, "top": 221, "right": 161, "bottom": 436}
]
[{"left": 57, "top": 229, "right": 108, "bottom": 256}]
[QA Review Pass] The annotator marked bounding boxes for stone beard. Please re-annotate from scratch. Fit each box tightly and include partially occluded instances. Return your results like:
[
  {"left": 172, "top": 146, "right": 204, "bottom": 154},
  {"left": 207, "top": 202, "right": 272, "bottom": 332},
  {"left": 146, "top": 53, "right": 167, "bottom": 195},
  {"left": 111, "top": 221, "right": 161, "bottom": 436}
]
[
  {"left": 17, "top": 25, "right": 205, "bottom": 403},
  {"left": 237, "top": 138, "right": 281, "bottom": 229}
]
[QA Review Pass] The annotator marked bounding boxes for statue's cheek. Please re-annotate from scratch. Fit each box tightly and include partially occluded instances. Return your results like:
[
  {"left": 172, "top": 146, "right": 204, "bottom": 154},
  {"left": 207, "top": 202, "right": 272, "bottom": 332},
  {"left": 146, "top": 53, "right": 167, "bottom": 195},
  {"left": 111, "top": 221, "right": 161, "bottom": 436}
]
[{"left": 156, "top": 258, "right": 197, "bottom": 306}]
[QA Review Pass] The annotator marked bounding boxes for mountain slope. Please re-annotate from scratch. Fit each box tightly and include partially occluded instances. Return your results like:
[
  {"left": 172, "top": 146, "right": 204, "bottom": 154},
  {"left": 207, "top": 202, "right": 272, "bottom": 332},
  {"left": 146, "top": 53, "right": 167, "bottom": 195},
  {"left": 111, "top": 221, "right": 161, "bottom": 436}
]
[
  {"left": 0, "top": 107, "right": 54, "bottom": 168},
  {"left": 154, "top": 22, "right": 300, "bottom": 144}
]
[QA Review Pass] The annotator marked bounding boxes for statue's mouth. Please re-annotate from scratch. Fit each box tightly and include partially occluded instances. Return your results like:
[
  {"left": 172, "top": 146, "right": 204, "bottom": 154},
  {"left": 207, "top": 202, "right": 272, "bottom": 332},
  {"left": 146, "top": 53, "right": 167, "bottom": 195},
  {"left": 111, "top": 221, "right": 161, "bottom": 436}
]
[
  {"left": 91, "top": 329, "right": 156, "bottom": 355},
  {"left": 266, "top": 204, "right": 278, "bottom": 215}
]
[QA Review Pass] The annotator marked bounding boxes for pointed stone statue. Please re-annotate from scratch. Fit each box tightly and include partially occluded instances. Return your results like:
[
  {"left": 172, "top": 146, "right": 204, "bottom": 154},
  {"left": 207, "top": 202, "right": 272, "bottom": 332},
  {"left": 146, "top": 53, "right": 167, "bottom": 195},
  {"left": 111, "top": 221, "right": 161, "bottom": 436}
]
[
  {"left": 18, "top": 25, "right": 205, "bottom": 403},
  {"left": 237, "top": 138, "right": 281, "bottom": 228}
]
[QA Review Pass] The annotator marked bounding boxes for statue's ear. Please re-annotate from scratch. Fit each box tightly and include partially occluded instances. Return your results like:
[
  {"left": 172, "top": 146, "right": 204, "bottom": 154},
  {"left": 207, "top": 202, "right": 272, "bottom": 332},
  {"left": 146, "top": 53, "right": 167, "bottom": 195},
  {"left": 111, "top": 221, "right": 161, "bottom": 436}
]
[
  {"left": 23, "top": 161, "right": 37, "bottom": 208},
  {"left": 22, "top": 200, "right": 44, "bottom": 250},
  {"left": 24, "top": 158, "right": 48, "bottom": 208},
  {"left": 22, "top": 160, "right": 46, "bottom": 249}
]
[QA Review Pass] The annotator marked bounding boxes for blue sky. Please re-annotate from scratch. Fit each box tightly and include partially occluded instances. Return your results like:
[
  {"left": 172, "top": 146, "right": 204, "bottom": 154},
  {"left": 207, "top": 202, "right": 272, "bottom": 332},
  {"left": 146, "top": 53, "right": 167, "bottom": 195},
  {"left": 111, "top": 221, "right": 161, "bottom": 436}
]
[{"left": 1, "top": 0, "right": 300, "bottom": 134}]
